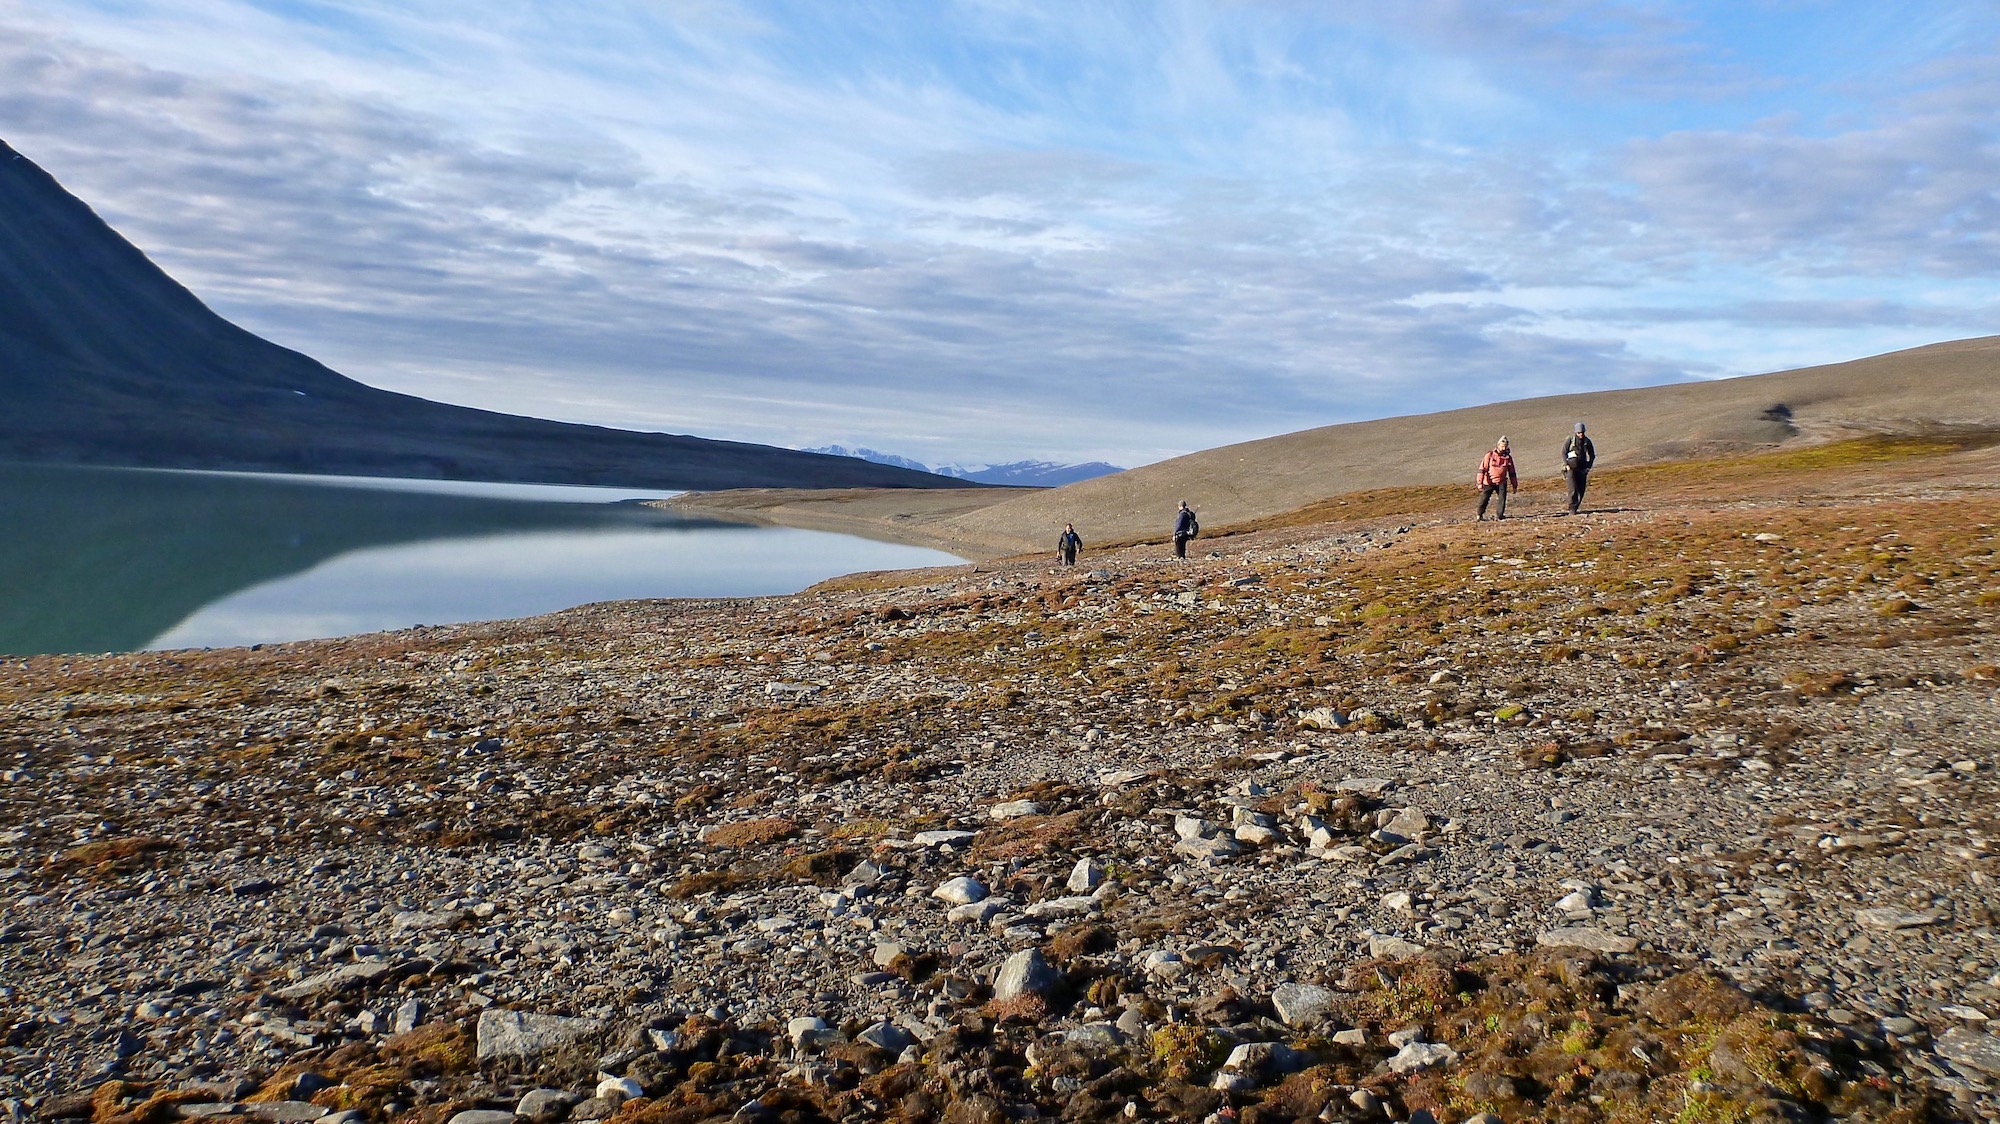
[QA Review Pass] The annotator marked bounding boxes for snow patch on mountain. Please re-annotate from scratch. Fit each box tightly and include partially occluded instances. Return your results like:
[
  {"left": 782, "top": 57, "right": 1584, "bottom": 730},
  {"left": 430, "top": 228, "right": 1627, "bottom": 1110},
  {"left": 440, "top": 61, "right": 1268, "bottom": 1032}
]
[{"left": 806, "top": 447, "right": 1123, "bottom": 487}]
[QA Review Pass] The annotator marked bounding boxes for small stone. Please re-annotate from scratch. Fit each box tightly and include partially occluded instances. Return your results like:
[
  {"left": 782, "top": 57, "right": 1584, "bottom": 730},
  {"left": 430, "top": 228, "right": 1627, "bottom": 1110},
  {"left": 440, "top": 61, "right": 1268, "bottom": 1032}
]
[
  {"left": 1387, "top": 1040, "right": 1459, "bottom": 1074},
  {"left": 1064, "top": 1024, "right": 1123, "bottom": 1051},
  {"left": 516, "top": 1089, "right": 579, "bottom": 1123},
  {"left": 595, "top": 1076, "right": 643, "bottom": 1102},
  {"left": 873, "top": 942, "right": 907, "bottom": 968},
  {"left": 1386, "top": 808, "right": 1429, "bottom": 839},
  {"left": 273, "top": 960, "right": 393, "bottom": 1001},
  {"left": 1024, "top": 895, "right": 1095, "bottom": 919},
  {"left": 1855, "top": 907, "right": 1946, "bottom": 931},
  {"left": 1937, "top": 1027, "right": 2000, "bottom": 1076},
  {"left": 391, "top": 909, "right": 465, "bottom": 933},
  {"left": 857, "top": 1021, "right": 916, "bottom": 1052},
  {"left": 933, "top": 877, "right": 987, "bottom": 905},
  {"left": 947, "top": 898, "right": 1008, "bottom": 925},
  {"left": 1331, "top": 1028, "right": 1366, "bottom": 1047},
  {"left": 1940, "top": 1005, "right": 1989, "bottom": 1023},
  {"left": 915, "top": 830, "right": 978, "bottom": 848},
  {"left": 1175, "top": 835, "right": 1241, "bottom": 862},
  {"left": 476, "top": 1009, "right": 606, "bottom": 1063},
  {"left": 1380, "top": 890, "right": 1414, "bottom": 913},
  {"left": 1387, "top": 1027, "right": 1423, "bottom": 1048},
  {"left": 1271, "top": 983, "right": 1338, "bottom": 1029},
  {"left": 843, "top": 860, "right": 891, "bottom": 888},
  {"left": 242, "top": 1105, "right": 327, "bottom": 1123},
  {"left": 990, "top": 800, "right": 1043, "bottom": 820},
  {"left": 1067, "top": 858, "right": 1105, "bottom": 894},
  {"left": 1210, "top": 1072, "right": 1257, "bottom": 1092},
  {"left": 1555, "top": 889, "right": 1595, "bottom": 914},
  {"left": 1174, "top": 815, "right": 1214, "bottom": 841},
  {"left": 1368, "top": 935, "right": 1427, "bottom": 959},
  {"left": 1537, "top": 927, "right": 1638, "bottom": 954},
  {"left": 446, "top": 1112, "right": 516, "bottom": 1124},
  {"left": 393, "top": 998, "right": 424, "bottom": 1035},
  {"left": 993, "top": 948, "right": 1060, "bottom": 1000},
  {"left": 1335, "top": 777, "right": 1391, "bottom": 798},
  {"left": 1224, "top": 1041, "right": 1299, "bottom": 1075},
  {"left": 1348, "top": 1090, "right": 1380, "bottom": 1114}
]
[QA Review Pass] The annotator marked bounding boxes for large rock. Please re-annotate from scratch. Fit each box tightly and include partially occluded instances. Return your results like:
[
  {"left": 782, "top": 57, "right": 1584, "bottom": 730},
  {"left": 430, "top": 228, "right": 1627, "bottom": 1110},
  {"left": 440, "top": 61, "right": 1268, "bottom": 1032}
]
[
  {"left": 993, "top": 949, "right": 1060, "bottom": 1001},
  {"left": 475, "top": 1009, "right": 605, "bottom": 1063},
  {"left": 1537, "top": 927, "right": 1638, "bottom": 954},
  {"left": 1271, "top": 983, "right": 1339, "bottom": 1028}
]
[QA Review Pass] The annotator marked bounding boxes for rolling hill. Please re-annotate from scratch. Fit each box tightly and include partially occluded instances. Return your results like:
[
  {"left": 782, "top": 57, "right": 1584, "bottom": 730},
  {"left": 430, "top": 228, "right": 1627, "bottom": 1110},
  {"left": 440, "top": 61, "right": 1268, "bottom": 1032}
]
[{"left": 924, "top": 335, "right": 2000, "bottom": 553}]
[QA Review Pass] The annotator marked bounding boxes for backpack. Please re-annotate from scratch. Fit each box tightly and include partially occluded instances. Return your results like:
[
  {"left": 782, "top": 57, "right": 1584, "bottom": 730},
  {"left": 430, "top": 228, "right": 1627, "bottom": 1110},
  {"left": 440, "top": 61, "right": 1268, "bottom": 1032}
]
[{"left": 1188, "top": 517, "right": 1199, "bottom": 537}]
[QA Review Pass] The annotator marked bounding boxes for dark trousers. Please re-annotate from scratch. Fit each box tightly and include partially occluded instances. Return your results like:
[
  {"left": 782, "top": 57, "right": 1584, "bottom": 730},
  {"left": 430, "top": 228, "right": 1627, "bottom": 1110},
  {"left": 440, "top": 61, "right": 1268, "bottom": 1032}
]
[
  {"left": 1173, "top": 534, "right": 1189, "bottom": 558},
  {"left": 1565, "top": 467, "right": 1589, "bottom": 513},
  {"left": 1477, "top": 485, "right": 1508, "bottom": 520},
  {"left": 1061, "top": 547, "right": 1077, "bottom": 565}
]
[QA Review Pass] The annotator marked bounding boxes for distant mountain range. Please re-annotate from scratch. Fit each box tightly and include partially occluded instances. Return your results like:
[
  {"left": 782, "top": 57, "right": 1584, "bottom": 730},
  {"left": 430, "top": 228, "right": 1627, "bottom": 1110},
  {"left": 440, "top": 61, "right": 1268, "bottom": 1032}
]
[
  {"left": 805, "top": 446, "right": 1123, "bottom": 487},
  {"left": 0, "top": 138, "right": 973, "bottom": 492}
]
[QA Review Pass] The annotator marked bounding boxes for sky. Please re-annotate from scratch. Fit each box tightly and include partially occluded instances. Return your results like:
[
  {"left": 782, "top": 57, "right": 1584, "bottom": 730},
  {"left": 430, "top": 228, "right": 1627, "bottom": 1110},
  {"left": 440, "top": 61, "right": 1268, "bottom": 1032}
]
[{"left": 3, "top": 1, "right": 1997, "bottom": 468}]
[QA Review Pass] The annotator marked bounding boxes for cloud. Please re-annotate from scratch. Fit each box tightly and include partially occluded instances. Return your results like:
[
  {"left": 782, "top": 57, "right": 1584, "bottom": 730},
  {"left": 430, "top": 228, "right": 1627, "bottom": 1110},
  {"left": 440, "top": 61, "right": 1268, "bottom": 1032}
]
[{"left": 3, "top": 2, "right": 1998, "bottom": 467}]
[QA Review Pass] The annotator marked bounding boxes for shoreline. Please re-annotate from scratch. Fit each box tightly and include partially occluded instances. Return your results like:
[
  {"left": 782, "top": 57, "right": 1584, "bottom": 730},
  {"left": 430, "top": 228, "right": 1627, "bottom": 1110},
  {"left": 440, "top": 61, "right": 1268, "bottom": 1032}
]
[{"left": 653, "top": 486, "right": 1035, "bottom": 562}]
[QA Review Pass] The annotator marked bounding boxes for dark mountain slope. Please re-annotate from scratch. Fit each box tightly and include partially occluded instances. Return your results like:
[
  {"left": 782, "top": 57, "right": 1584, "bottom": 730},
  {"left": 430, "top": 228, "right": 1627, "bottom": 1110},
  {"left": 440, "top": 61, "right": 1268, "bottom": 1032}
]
[{"left": 0, "top": 139, "right": 971, "bottom": 491}]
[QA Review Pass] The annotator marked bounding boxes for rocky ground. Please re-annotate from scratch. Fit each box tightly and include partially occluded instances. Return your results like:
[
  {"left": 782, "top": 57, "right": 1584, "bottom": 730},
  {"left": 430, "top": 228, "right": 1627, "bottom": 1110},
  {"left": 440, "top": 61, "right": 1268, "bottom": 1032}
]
[{"left": 2, "top": 443, "right": 1998, "bottom": 1124}]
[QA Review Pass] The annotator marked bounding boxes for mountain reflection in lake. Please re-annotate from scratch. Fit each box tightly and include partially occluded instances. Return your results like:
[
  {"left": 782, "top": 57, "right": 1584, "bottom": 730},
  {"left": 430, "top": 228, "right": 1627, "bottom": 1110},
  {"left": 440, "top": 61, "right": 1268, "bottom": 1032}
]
[{"left": 0, "top": 464, "right": 965, "bottom": 655}]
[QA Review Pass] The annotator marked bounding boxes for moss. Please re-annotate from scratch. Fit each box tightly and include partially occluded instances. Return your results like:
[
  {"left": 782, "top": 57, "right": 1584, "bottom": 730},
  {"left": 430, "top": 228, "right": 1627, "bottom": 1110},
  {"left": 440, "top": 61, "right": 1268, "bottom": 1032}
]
[
  {"left": 1151, "top": 1024, "right": 1229, "bottom": 1081},
  {"left": 702, "top": 817, "right": 798, "bottom": 847}
]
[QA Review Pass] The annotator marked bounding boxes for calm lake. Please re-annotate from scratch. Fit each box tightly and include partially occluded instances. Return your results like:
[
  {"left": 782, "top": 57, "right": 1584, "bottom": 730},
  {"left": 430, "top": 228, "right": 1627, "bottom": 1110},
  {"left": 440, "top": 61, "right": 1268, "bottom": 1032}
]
[{"left": 0, "top": 463, "right": 965, "bottom": 655}]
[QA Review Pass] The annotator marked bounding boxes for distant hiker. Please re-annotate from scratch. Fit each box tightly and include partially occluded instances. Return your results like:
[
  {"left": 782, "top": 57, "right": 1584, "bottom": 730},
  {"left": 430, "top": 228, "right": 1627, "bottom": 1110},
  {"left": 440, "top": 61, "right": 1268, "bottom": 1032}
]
[
  {"left": 1562, "top": 421, "right": 1597, "bottom": 514},
  {"left": 1476, "top": 436, "right": 1518, "bottom": 521},
  {"left": 1057, "top": 523, "right": 1083, "bottom": 566},
  {"left": 1172, "top": 501, "right": 1199, "bottom": 559}
]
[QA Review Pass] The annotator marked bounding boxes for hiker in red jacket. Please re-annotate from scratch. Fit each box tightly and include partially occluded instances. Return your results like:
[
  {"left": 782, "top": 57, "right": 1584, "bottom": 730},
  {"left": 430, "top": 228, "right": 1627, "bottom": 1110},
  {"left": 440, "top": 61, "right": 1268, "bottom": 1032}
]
[{"left": 1477, "top": 436, "right": 1518, "bottom": 520}]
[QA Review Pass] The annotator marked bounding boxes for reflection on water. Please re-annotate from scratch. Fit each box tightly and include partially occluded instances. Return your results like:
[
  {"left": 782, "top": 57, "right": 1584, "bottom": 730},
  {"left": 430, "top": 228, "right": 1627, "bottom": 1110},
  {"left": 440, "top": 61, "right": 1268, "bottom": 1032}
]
[{"left": 0, "top": 463, "right": 964, "bottom": 655}]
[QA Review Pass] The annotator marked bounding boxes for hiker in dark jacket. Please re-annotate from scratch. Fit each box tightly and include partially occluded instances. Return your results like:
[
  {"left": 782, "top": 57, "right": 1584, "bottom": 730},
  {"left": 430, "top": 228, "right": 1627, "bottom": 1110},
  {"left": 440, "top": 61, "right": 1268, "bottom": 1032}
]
[
  {"left": 1172, "top": 502, "right": 1198, "bottom": 559},
  {"left": 1561, "top": 422, "right": 1597, "bottom": 513},
  {"left": 1476, "top": 437, "right": 1518, "bottom": 520},
  {"left": 1057, "top": 523, "right": 1082, "bottom": 566}
]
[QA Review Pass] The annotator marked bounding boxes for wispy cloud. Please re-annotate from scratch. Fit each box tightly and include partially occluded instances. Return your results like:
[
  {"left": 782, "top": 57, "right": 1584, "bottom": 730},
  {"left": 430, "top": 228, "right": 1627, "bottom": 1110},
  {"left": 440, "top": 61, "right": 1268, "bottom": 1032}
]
[{"left": 3, "top": 1, "right": 1997, "bottom": 466}]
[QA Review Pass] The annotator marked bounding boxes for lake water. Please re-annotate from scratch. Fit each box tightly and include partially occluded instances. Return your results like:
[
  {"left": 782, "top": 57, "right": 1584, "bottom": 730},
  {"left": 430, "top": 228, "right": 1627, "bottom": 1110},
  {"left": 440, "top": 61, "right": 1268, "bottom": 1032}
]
[{"left": 0, "top": 463, "right": 965, "bottom": 655}]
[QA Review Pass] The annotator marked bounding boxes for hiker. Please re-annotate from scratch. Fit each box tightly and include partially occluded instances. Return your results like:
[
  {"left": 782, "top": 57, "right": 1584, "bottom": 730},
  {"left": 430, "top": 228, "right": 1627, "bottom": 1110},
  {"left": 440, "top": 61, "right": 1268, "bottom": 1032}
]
[
  {"left": 1057, "top": 522, "right": 1082, "bottom": 566},
  {"left": 1172, "top": 501, "right": 1199, "bottom": 559},
  {"left": 1562, "top": 421, "right": 1597, "bottom": 513},
  {"left": 1476, "top": 436, "right": 1518, "bottom": 520}
]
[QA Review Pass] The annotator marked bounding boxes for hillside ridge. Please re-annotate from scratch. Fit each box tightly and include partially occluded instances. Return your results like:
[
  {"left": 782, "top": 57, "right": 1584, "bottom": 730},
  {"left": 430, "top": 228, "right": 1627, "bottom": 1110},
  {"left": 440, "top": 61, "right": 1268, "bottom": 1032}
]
[{"left": 0, "top": 139, "right": 968, "bottom": 492}]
